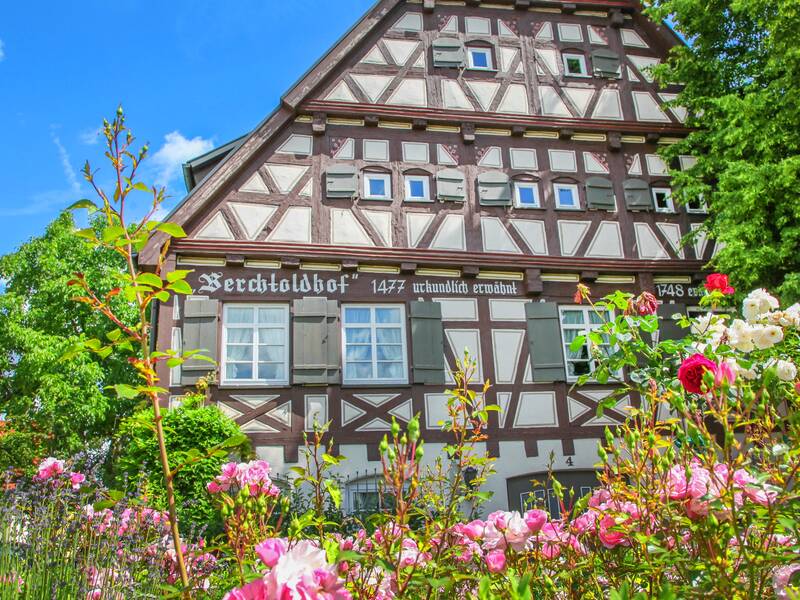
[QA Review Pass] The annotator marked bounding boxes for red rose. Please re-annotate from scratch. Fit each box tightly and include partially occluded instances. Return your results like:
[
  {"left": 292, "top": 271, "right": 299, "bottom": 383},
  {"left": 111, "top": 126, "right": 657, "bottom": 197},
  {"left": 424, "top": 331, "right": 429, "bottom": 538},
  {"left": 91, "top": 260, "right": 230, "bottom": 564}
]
[
  {"left": 678, "top": 353, "right": 718, "bottom": 394},
  {"left": 704, "top": 273, "right": 735, "bottom": 295},
  {"left": 633, "top": 292, "right": 659, "bottom": 316}
]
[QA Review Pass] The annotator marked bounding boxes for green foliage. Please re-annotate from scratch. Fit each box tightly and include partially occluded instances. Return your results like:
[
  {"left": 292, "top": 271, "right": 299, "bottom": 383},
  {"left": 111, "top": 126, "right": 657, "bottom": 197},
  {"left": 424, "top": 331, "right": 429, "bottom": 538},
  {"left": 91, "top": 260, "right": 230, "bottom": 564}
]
[
  {"left": 0, "top": 213, "right": 137, "bottom": 471},
  {"left": 646, "top": 0, "right": 800, "bottom": 300},
  {"left": 114, "top": 394, "right": 251, "bottom": 533}
]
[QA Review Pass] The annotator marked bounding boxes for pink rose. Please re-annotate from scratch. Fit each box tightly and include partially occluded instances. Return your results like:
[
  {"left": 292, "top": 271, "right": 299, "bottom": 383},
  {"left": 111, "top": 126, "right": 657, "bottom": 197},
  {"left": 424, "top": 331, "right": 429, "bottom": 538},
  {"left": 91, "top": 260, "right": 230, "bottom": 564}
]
[
  {"left": 588, "top": 488, "right": 612, "bottom": 508},
  {"left": 485, "top": 549, "right": 506, "bottom": 573},
  {"left": 523, "top": 509, "right": 547, "bottom": 534},
  {"left": 633, "top": 291, "right": 659, "bottom": 316},
  {"left": 487, "top": 511, "right": 510, "bottom": 530},
  {"left": 255, "top": 538, "right": 287, "bottom": 568},
  {"left": 459, "top": 520, "right": 485, "bottom": 541},
  {"left": 539, "top": 523, "right": 565, "bottom": 559},
  {"left": 678, "top": 353, "right": 717, "bottom": 394},
  {"left": 714, "top": 360, "right": 737, "bottom": 388},
  {"left": 69, "top": 472, "right": 86, "bottom": 490},
  {"left": 597, "top": 515, "right": 626, "bottom": 549},
  {"left": 35, "top": 457, "right": 65, "bottom": 481},
  {"left": 223, "top": 578, "right": 269, "bottom": 600}
]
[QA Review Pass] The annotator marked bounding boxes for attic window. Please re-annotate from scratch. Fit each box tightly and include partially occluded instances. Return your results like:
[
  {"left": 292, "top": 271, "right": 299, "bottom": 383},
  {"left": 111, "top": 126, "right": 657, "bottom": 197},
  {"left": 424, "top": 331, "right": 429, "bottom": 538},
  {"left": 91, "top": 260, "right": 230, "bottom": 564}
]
[
  {"left": 364, "top": 173, "right": 392, "bottom": 201},
  {"left": 326, "top": 165, "right": 358, "bottom": 198},
  {"left": 585, "top": 176, "right": 616, "bottom": 211},
  {"left": 467, "top": 47, "right": 493, "bottom": 70},
  {"left": 432, "top": 38, "right": 465, "bottom": 68},
  {"left": 404, "top": 175, "right": 431, "bottom": 202},
  {"left": 652, "top": 187, "right": 674, "bottom": 213},
  {"left": 562, "top": 53, "right": 588, "bottom": 77},
  {"left": 591, "top": 49, "right": 621, "bottom": 79},
  {"left": 478, "top": 172, "right": 512, "bottom": 206},
  {"left": 436, "top": 169, "right": 466, "bottom": 202},
  {"left": 554, "top": 183, "right": 580, "bottom": 210},
  {"left": 514, "top": 181, "right": 541, "bottom": 208}
]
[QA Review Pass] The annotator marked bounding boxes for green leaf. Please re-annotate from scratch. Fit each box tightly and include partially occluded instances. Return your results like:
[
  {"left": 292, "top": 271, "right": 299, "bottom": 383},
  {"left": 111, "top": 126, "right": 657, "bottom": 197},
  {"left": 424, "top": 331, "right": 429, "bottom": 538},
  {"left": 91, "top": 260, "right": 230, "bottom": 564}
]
[
  {"left": 102, "top": 225, "right": 127, "bottom": 244},
  {"left": 166, "top": 269, "right": 193, "bottom": 283},
  {"left": 569, "top": 335, "right": 586, "bottom": 353},
  {"left": 137, "top": 273, "right": 163, "bottom": 288},
  {"left": 67, "top": 199, "right": 99, "bottom": 212},
  {"left": 324, "top": 478, "right": 342, "bottom": 509},
  {"left": 156, "top": 222, "right": 187, "bottom": 238},
  {"left": 168, "top": 279, "right": 193, "bottom": 295},
  {"left": 112, "top": 383, "right": 140, "bottom": 399}
]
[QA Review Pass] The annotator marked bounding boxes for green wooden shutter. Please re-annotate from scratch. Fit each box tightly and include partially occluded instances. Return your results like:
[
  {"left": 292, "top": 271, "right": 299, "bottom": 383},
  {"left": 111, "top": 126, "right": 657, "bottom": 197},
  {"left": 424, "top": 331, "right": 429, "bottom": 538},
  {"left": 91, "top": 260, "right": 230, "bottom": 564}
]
[
  {"left": 657, "top": 303, "right": 686, "bottom": 341},
  {"left": 181, "top": 299, "right": 219, "bottom": 385},
  {"left": 410, "top": 301, "right": 445, "bottom": 384},
  {"left": 586, "top": 176, "right": 616, "bottom": 210},
  {"left": 525, "top": 302, "right": 566, "bottom": 382},
  {"left": 293, "top": 298, "right": 340, "bottom": 384}
]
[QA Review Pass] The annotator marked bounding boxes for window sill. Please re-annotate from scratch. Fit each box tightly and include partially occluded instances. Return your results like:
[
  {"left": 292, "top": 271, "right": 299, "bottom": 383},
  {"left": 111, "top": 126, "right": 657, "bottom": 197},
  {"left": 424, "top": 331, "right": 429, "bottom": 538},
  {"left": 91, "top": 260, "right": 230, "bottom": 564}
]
[
  {"left": 404, "top": 198, "right": 433, "bottom": 203},
  {"left": 564, "top": 73, "right": 591, "bottom": 78},
  {"left": 513, "top": 204, "right": 544, "bottom": 210},
  {"left": 218, "top": 383, "right": 291, "bottom": 389},
  {"left": 555, "top": 206, "right": 582, "bottom": 211},
  {"left": 341, "top": 382, "right": 411, "bottom": 388},
  {"left": 362, "top": 197, "right": 393, "bottom": 202}
]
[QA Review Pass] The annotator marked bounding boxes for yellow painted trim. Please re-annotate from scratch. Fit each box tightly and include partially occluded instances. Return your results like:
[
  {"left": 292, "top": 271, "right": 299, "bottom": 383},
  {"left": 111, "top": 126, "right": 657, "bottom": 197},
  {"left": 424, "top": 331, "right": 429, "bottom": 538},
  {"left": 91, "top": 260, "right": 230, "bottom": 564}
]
[
  {"left": 575, "top": 10, "right": 607, "bottom": 17},
  {"left": 244, "top": 259, "right": 281, "bottom": 269},
  {"left": 475, "top": 127, "right": 512, "bottom": 137},
  {"left": 541, "top": 273, "right": 580, "bottom": 282},
  {"left": 658, "top": 137, "right": 683, "bottom": 145},
  {"left": 573, "top": 133, "right": 607, "bottom": 142},
  {"left": 177, "top": 256, "right": 226, "bottom": 267},
  {"left": 597, "top": 275, "right": 636, "bottom": 284},
  {"left": 294, "top": 115, "right": 313, "bottom": 123},
  {"left": 327, "top": 117, "right": 364, "bottom": 126},
  {"left": 379, "top": 120, "right": 413, "bottom": 130},
  {"left": 524, "top": 130, "right": 559, "bottom": 139},
  {"left": 416, "top": 267, "right": 461, "bottom": 278},
  {"left": 530, "top": 7, "right": 562, "bottom": 13},
  {"left": 358, "top": 264, "right": 401, "bottom": 274},
  {"left": 621, "top": 135, "right": 647, "bottom": 144},
  {"left": 653, "top": 276, "right": 693, "bottom": 284},
  {"left": 477, "top": 270, "right": 524, "bottom": 281},
  {"left": 428, "top": 124, "right": 461, "bottom": 133},
  {"left": 300, "top": 262, "right": 341, "bottom": 272}
]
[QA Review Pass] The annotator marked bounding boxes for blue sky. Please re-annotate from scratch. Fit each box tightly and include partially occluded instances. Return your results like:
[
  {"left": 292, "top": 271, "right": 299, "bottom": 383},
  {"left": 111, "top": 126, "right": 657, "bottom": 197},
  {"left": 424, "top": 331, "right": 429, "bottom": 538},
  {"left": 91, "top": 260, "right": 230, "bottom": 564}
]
[{"left": 0, "top": 0, "right": 375, "bottom": 256}]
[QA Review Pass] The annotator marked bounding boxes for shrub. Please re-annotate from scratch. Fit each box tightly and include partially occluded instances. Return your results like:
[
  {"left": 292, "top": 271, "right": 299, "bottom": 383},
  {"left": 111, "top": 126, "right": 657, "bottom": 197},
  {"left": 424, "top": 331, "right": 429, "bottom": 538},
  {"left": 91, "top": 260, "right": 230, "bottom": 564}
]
[{"left": 114, "top": 391, "right": 251, "bottom": 534}]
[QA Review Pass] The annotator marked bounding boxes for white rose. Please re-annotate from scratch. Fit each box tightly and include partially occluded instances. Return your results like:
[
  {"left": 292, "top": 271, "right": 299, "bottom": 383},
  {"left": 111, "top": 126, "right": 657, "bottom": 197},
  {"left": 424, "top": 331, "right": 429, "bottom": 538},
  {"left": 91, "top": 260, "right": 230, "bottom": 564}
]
[
  {"left": 775, "top": 360, "right": 797, "bottom": 382},
  {"left": 743, "top": 289, "right": 779, "bottom": 321},
  {"left": 751, "top": 325, "right": 784, "bottom": 350},
  {"left": 727, "top": 319, "right": 755, "bottom": 352},
  {"left": 691, "top": 312, "right": 726, "bottom": 347}
]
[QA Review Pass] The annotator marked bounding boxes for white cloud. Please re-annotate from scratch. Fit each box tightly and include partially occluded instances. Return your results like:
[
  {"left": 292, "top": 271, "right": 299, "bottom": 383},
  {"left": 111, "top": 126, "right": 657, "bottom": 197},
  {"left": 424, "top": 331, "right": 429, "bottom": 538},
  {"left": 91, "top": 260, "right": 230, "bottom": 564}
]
[
  {"left": 79, "top": 127, "right": 101, "bottom": 145},
  {"left": 51, "top": 133, "right": 81, "bottom": 194},
  {"left": 150, "top": 131, "right": 213, "bottom": 186},
  {"left": 0, "top": 39, "right": 5, "bottom": 62}
]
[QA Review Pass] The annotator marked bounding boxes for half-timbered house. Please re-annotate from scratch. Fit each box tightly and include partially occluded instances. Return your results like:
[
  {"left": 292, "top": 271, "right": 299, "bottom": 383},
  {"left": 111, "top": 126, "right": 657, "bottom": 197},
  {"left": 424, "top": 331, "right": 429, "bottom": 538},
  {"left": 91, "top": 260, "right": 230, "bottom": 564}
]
[{"left": 141, "top": 0, "right": 710, "bottom": 515}]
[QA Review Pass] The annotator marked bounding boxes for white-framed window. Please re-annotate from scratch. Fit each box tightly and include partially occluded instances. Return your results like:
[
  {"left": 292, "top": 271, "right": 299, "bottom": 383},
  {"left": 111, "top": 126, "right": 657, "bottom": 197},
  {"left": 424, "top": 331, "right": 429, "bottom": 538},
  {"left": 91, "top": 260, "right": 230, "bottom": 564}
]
[
  {"left": 559, "top": 306, "right": 613, "bottom": 381},
  {"left": 222, "top": 304, "right": 289, "bottom": 385},
  {"left": 562, "top": 53, "right": 589, "bottom": 77},
  {"left": 553, "top": 183, "right": 580, "bottom": 209},
  {"left": 363, "top": 173, "right": 392, "bottom": 200},
  {"left": 404, "top": 175, "right": 431, "bottom": 202},
  {"left": 342, "top": 304, "right": 408, "bottom": 384},
  {"left": 467, "top": 47, "right": 493, "bottom": 70},
  {"left": 514, "top": 182, "right": 541, "bottom": 208},
  {"left": 652, "top": 187, "right": 674, "bottom": 213},
  {"left": 686, "top": 193, "right": 708, "bottom": 214}
]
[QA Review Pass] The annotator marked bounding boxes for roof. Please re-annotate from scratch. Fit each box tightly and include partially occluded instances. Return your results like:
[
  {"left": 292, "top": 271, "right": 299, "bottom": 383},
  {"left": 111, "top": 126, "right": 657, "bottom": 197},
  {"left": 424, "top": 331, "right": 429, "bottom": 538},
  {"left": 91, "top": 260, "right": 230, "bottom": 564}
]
[
  {"left": 140, "top": 0, "right": 673, "bottom": 266},
  {"left": 181, "top": 134, "right": 248, "bottom": 192}
]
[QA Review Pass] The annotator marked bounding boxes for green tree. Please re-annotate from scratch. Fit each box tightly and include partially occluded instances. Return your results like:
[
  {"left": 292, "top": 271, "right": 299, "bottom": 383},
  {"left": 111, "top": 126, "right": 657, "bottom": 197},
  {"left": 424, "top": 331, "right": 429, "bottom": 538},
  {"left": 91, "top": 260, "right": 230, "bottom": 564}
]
[
  {"left": 114, "top": 391, "right": 251, "bottom": 533},
  {"left": 647, "top": 0, "right": 800, "bottom": 300},
  {"left": 0, "top": 213, "right": 136, "bottom": 471}
]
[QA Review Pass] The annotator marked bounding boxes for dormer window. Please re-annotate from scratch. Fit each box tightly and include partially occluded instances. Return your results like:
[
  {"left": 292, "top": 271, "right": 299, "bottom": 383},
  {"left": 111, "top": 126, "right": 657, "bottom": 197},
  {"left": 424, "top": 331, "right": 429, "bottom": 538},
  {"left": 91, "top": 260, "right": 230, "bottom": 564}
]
[
  {"left": 562, "top": 53, "right": 588, "bottom": 77},
  {"left": 363, "top": 173, "right": 392, "bottom": 200},
  {"left": 467, "top": 47, "right": 493, "bottom": 70}
]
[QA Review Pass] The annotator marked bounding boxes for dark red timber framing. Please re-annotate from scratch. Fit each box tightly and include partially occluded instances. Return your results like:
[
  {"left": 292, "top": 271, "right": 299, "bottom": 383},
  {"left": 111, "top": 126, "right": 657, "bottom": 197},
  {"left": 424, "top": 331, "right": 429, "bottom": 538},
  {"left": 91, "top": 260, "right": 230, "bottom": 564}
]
[{"left": 144, "top": 0, "right": 701, "bottom": 511}]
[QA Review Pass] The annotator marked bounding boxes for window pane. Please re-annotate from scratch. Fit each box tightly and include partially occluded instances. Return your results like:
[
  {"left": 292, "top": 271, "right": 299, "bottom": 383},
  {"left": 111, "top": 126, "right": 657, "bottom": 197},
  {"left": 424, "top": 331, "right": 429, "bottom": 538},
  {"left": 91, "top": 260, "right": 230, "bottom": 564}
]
[
  {"left": 368, "top": 178, "right": 386, "bottom": 197},
  {"left": 258, "top": 328, "right": 284, "bottom": 345},
  {"left": 258, "top": 363, "right": 284, "bottom": 381},
  {"left": 568, "top": 362, "right": 592, "bottom": 377},
  {"left": 408, "top": 179, "right": 425, "bottom": 198},
  {"left": 376, "top": 328, "right": 402, "bottom": 343},
  {"left": 227, "top": 328, "right": 253, "bottom": 344},
  {"left": 226, "top": 363, "right": 252, "bottom": 380},
  {"left": 377, "top": 344, "right": 403, "bottom": 360},
  {"left": 227, "top": 345, "right": 253, "bottom": 361},
  {"left": 258, "top": 346, "right": 284, "bottom": 362},
  {"left": 346, "top": 363, "right": 373, "bottom": 380},
  {"left": 345, "top": 307, "right": 371, "bottom": 323},
  {"left": 471, "top": 50, "right": 489, "bottom": 68},
  {"left": 589, "top": 311, "right": 607, "bottom": 325},
  {"left": 258, "top": 308, "right": 285, "bottom": 324},
  {"left": 518, "top": 186, "right": 537, "bottom": 206},
  {"left": 346, "top": 327, "right": 372, "bottom": 344},
  {"left": 375, "top": 308, "right": 401, "bottom": 323},
  {"left": 377, "top": 362, "right": 404, "bottom": 379},
  {"left": 346, "top": 345, "right": 373, "bottom": 361},
  {"left": 561, "top": 310, "right": 586, "bottom": 325},
  {"left": 557, "top": 187, "right": 576, "bottom": 206},
  {"left": 567, "top": 57, "right": 582, "bottom": 73},
  {"left": 227, "top": 307, "right": 254, "bottom": 324}
]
